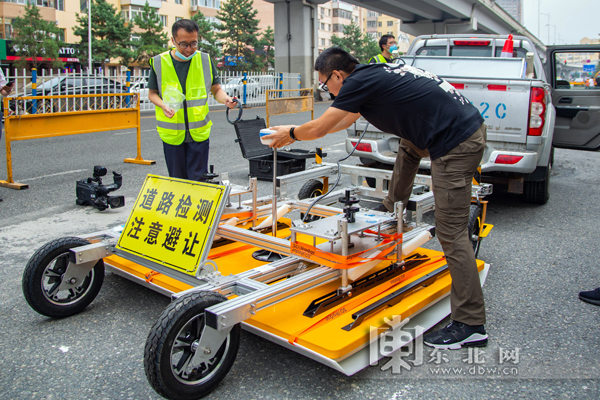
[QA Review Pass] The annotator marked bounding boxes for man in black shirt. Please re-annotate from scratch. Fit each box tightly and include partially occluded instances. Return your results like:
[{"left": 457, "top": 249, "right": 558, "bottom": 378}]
[{"left": 265, "top": 47, "right": 488, "bottom": 350}]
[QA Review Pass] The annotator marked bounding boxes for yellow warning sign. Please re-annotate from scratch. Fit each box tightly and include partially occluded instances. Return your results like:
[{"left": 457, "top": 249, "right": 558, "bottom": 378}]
[{"left": 117, "top": 174, "right": 227, "bottom": 275}]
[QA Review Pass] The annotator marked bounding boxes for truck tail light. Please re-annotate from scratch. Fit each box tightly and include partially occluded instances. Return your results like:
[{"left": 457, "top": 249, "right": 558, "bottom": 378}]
[
  {"left": 495, "top": 155, "right": 523, "bottom": 164},
  {"left": 351, "top": 141, "right": 372, "bottom": 152},
  {"left": 453, "top": 40, "right": 491, "bottom": 46},
  {"left": 528, "top": 87, "right": 546, "bottom": 136}
]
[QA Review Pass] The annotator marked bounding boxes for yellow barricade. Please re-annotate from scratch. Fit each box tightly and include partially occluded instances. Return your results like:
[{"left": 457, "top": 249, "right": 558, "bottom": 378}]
[
  {"left": 1, "top": 92, "right": 155, "bottom": 190},
  {"left": 265, "top": 88, "right": 314, "bottom": 127}
]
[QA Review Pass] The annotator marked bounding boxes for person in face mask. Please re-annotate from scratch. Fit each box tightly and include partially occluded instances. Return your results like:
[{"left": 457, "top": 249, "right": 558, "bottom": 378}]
[
  {"left": 265, "top": 47, "right": 488, "bottom": 351},
  {"left": 148, "top": 19, "right": 236, "bottom": 181},
  {"left": 368, "top": 35, "right": 397, "bottom": 64}
]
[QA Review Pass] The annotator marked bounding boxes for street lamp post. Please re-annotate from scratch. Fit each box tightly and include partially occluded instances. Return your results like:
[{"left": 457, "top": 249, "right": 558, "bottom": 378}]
[
  {"left": 541, "top": 13, "right": 550, "bottom": 45},
  {"left": 88, "top": 0, "right": 92, "bottom": 72}
]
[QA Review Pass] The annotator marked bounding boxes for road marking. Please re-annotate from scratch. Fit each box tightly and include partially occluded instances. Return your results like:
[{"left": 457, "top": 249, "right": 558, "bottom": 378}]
[
  {"left": 331, "top": 142, "right": 346, "bottom": 147},
  {"left": 20, "top": 169, "right": 88, "bottom": 182},
  {"left": 113, "top": 129, "right": 155, "bottom": 136}
]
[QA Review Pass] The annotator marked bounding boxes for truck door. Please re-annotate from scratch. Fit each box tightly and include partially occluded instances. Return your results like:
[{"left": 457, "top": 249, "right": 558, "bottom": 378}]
[{"left": 548, "top": 45, "right": 600, "bottom": 150}]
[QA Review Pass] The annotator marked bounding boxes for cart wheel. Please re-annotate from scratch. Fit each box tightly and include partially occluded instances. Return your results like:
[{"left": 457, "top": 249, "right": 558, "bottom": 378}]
[
  {"left": 22, "top": 237, "right": 105, "bottom": 318},
  {"left": 298, "top": 179, "right": 324, "bottom": 222},
  {"left": 468, "top": 205, "right": 482, "bottom": 258},
  {"left": 144, "top": 291, "right": 241, "bottom": 400},
  {"left": 298, "top": 179, "right": 323, "bottom": 200}
]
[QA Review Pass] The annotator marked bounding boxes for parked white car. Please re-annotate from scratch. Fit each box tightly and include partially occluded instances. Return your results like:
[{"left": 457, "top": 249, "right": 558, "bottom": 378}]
[
  {"left": 221, "top": 77, "right": 260, "bottom": 98},
  {"left": 130, "top": 77, "right": 149, "bottom": 103}
]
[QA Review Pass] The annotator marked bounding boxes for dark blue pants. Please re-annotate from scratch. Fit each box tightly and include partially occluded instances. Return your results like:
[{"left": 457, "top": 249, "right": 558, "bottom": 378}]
[{"left": 162, "top": 139, "right": 209, "bottom": 181}]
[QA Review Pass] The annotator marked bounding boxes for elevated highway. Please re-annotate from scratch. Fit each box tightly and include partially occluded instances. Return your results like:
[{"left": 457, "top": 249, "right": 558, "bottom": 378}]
[
  {"left": 347, "top": 0, "right": 544, "bottom": 49},
  {"left": 266, "top": 0, "right": 544, "bottom": 87}
]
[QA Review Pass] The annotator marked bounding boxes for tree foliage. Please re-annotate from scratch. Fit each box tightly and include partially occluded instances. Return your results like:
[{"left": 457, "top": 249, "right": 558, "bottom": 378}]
[
  {"left": 12, "top": 4, "right": 65, "bottom": 70},
  {"left": 216, "top": 0, "right": 262, "bottom": 71},
  {"left": 257, "top": 25, "right": 274, "bottom": 72},
  {"left": 192, "top": 11, "right": 222, "bottom": 59},
  {"left": 330, "top": 21, "right": 380, "bottom": 63},
  {"left": 133, "top": 1, "right": 169, "bottom": 66},
  {"left": 73, "top": 0, "right": 132, "bottom": 70}
]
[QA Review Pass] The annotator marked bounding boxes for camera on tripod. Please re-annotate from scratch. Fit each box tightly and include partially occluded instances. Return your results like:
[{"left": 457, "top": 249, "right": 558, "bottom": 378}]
[{"left": 76, "top": 166, "right": 125, "bottom": 211}]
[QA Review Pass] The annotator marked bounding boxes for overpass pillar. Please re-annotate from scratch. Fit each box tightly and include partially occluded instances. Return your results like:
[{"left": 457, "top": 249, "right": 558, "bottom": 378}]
[{"left": 266, "top": 0, "right": 327, "bottom": 90}]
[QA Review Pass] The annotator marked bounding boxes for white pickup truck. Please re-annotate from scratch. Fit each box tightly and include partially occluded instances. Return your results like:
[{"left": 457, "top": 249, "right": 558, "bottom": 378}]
[{"left": 346, "top": 35, "right": 600, "bottom": 204}]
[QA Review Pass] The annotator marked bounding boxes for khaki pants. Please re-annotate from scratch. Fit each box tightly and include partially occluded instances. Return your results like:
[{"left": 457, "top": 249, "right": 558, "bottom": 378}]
[{"left": 383, "top": 123, "right": 487, "bottom": 325}]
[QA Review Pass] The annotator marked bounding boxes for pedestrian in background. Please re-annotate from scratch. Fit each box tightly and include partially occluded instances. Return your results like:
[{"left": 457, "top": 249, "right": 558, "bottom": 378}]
[
  {"left": 148, "top": 19, "right": 236, "bottom": 181},
  {"left": 369, "top": 34, "right": 397, "bottom": 64}
]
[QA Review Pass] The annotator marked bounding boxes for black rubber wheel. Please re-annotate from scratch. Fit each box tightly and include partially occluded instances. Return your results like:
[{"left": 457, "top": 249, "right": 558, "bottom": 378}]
[
  {"left": 365, "top": 177, "right": 377, "bottom": 188},
  {"left": 144, "top": 291, "right": 241, "bottom": 400},
  {"left": 468, "top": 205, "right": 482, "bottom": 258},
  {"left": 523, "top": 165, "right": 550, "bottom": 205},
  {"left": 22, "top": 237, "right": 104, "bottom": 318},
  {"left": 298, "top": 179, "right": 323, "bottom": 200},
  {"left": 298, "top": 179, "right": 324, "bottom": 222}
]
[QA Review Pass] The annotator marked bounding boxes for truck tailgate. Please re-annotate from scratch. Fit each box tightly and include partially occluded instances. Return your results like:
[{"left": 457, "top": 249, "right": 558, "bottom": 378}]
[{"left": 444, "top": 78, "right": 532, "bottom": 144}]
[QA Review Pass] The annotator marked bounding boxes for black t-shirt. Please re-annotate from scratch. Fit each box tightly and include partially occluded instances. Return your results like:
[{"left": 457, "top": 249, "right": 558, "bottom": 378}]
[
  {"left": 148, "top": 52, "right": 220, "bottom": 94},
  {"left": 332, "top": 63, "right": 484, "bottom": 160}
]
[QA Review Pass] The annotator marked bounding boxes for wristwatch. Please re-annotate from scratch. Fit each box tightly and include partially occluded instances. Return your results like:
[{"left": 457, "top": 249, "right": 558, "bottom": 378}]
[{"left": 289, "top": 127, "right": 300, "bottom": 141}]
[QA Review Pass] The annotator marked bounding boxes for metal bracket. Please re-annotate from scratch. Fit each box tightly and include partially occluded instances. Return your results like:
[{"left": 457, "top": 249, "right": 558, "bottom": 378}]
[
  {"left": 68, "top": 241, "right": 113, "bottom": 265},
  {"left": 188, "top": 324, "right": 233, "bottom": 370},
  {"left": 58, "top": 260, "right": 98, "bottom": 291}
]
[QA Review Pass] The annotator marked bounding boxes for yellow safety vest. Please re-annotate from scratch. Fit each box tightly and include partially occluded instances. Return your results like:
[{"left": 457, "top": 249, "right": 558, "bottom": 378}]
[
  {"left": 369, "top": 54, "right": 387, "bottom": 63},
  {"left": 149, "top": 51, "right": 213, "bottom": 145}
]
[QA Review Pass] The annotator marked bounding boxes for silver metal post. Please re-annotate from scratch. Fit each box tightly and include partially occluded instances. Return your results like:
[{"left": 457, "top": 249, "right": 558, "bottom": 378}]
[
  {"left": 251, "top": 177, "right": 257, "bottom": 228},
  {"left": 272, "top": 148, "right": 278, "bottom": 236},
  {"left": 339, "top": 219, "right": 350, "bottom": 290},
  {"left": 395, "top": 201, "right": 403, "bottom": 261},
  {"left": 88, "top": 0, "right": 92, "bottom": 72}
]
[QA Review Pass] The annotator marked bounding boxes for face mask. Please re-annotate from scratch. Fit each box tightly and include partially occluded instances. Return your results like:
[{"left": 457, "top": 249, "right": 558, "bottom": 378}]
[
  {"left": 389, "top": 44, "right": 398, "bottom": 52},
  {"left": 175, "top": 50, "right": 196, "bottom": 61}
]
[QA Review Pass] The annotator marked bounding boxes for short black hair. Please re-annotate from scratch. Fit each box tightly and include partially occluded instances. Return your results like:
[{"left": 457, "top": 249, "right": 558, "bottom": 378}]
[
  {"left": 379, "top": 34, "right": 395, "bottom": 51},
  {"left": 314, "top": 47, "right": 359, "bottom": 76},
  {"left": 172, "top": 19, "right": 199, "bottom": 38}
]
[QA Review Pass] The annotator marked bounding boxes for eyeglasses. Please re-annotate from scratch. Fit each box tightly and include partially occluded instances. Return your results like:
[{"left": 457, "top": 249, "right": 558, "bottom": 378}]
[
  {"left": 173, "top": 39, "right": 199, "bottom": 50},
  {"left": 319, "top": 72, "right": 334, "bottom": 92}
]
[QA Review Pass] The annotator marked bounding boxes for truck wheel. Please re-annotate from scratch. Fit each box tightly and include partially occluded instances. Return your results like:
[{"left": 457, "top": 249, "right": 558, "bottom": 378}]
[
  {"left": 144, "top": 291, "right": 241, "bottom": 400},
  {"left": 22, "top": 237, "right": 104, "bottom": 318},
  {"left": 524, "top": 165, "right": 550, "bottom": 205},
  {"left": 468, "top": 205, "right": 482, "bottom": 258}
]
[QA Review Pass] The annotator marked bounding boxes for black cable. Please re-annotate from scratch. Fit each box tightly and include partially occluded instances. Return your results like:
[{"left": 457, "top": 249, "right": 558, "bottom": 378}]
[
  {"left": 225, "top": 98, "right": 243, "bottom": 125},
  {"left": 301, "top": 121, "right": 370, "bottom": 222}
]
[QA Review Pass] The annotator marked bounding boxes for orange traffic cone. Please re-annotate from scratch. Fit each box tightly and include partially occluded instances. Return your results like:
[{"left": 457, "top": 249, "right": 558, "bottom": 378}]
[{"left": 501, "top": 34, "right": 514, "bottom": 58}]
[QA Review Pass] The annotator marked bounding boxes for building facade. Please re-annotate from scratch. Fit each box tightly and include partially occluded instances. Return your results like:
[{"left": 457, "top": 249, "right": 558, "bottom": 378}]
[
  {"left": 0, "top": 0, "right": 265, "bottom": 72},
  {"left": 495, "top": 0, "right": 522, "bottom": 24},
  {"left": 0, "top": 0, "right": 411, "bottom": 73}
]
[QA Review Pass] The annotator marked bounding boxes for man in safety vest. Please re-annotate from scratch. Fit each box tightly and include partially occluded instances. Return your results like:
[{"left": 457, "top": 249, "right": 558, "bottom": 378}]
[
  {"left": 368, "top": 35, "right": 397, "bottom": 64},
  {"left": 148, "top": 19, "right": 236, "bottom": 181}
]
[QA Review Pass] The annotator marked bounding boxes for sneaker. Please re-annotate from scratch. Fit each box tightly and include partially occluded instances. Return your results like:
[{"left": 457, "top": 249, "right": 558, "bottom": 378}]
[
  {"left": 374, "top": 203, "right": 389, "bottom": 212},
  {"left": 579, "top": 287, "right": 600, "bottom": 306},
  {"left": 423, "top": 321, "right": 488, "bottom": 350}
]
